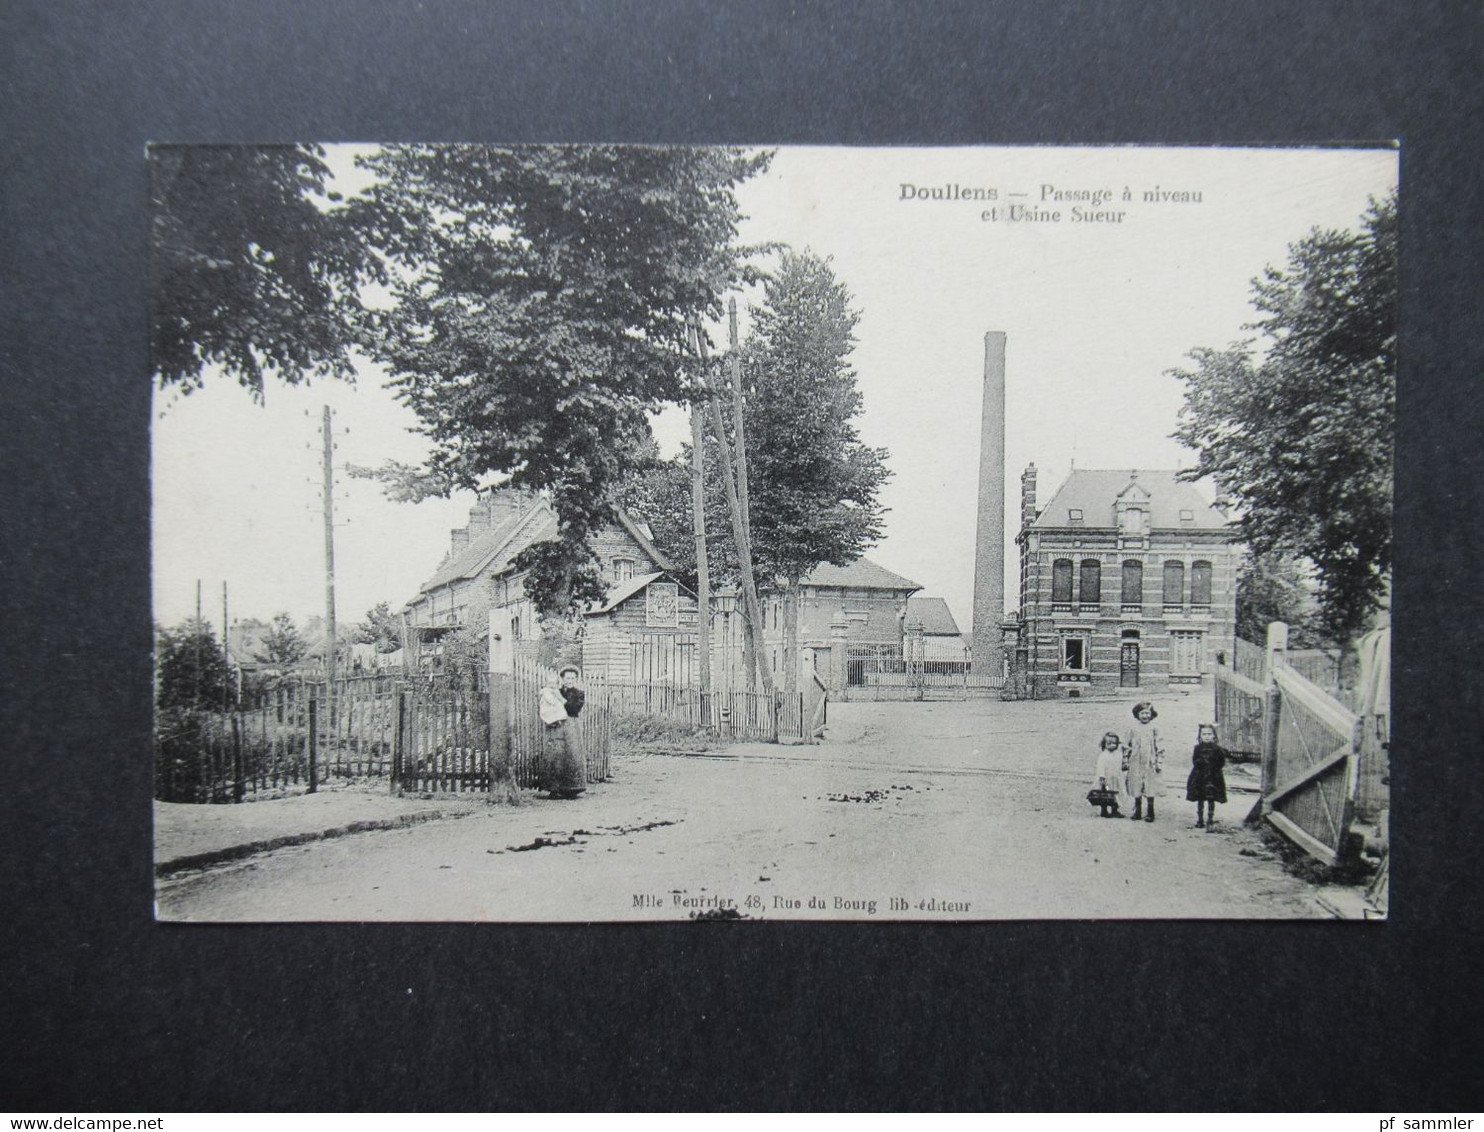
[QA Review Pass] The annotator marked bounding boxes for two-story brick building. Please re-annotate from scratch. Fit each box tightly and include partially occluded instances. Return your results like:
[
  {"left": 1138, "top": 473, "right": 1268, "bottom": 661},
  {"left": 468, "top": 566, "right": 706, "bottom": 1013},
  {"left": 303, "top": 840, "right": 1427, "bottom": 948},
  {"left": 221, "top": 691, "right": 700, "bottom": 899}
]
[
  {"left": 757, "top": 557, "right": 923, "bottom": 691},
  {"left": 1006, "top": 465, "right": 1239, "bottom": 699}
]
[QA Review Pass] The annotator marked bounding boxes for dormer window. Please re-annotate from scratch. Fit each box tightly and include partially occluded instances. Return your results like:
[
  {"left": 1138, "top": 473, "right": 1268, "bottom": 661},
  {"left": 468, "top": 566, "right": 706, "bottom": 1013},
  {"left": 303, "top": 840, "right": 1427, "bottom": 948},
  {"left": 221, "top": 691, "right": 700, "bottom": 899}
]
[
  {"left": 1179, "top": 508, "right": 1195, "bottom": 523},
  {"left": 1068, "top": 508, "right": 1084, "bottom": 524},
  {"left": 1120, "top": 506, "right": 1145, "bottom": 537}
]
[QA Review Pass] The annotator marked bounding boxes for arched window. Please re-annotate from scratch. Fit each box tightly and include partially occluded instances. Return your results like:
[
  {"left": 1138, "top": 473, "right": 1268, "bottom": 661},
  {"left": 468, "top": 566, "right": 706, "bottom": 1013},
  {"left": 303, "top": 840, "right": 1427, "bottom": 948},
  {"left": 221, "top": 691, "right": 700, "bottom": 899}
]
[
  {"left": 1079, "top": 559, "right": 1101, "bottom": 605},
  {"left": 1163, "top": 561, "right": 1185, "bottom": 607},
  {"left": 1120, "top": 506, "right": 1145, "bottom": 536},
  {"left": 1191, "top": 561, "right": 1213, "bottom": 607},
  {"left": 1051, "top": 559, "right": 1074, "bottom": 607},
  {"left": 1121, "top": 560, "right": 1143, "bottom": 609}
]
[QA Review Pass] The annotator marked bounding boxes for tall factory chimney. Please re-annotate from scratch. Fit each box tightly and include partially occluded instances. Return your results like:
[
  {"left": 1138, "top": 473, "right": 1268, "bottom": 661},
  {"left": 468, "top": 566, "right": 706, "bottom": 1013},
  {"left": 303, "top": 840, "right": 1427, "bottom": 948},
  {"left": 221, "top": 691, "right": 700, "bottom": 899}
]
[{"left": 971, "top": 331, "right": 1007, "bottom": 676}]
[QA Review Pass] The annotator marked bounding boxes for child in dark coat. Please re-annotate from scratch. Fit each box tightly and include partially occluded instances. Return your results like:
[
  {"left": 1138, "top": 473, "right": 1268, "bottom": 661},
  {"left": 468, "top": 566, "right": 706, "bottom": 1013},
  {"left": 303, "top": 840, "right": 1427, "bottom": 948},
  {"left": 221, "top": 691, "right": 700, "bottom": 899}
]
[{"left": 1185, "top": 723, "right": 1228, "bottom": 828}]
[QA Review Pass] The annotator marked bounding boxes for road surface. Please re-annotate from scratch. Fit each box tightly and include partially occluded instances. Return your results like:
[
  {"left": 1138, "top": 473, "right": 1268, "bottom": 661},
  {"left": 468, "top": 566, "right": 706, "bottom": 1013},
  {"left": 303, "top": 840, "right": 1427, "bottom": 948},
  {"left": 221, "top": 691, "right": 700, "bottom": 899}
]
[{"left": 156, "top": 692, "right": 1324, "bottom": 921}]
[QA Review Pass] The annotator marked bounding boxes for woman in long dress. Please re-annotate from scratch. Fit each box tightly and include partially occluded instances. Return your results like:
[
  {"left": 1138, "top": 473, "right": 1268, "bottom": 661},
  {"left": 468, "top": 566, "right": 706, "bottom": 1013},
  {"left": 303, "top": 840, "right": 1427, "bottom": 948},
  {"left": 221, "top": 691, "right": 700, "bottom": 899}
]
[{"left": 538, "top": 667, "right": 587, "bottom": 799}]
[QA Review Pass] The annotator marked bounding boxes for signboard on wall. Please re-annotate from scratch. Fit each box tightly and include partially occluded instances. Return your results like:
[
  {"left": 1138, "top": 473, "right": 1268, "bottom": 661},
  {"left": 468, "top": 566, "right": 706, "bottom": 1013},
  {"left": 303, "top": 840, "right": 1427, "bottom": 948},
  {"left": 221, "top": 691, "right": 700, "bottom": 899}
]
[{"left": 646, "top": 582, "right": 679, "bottom": 628}]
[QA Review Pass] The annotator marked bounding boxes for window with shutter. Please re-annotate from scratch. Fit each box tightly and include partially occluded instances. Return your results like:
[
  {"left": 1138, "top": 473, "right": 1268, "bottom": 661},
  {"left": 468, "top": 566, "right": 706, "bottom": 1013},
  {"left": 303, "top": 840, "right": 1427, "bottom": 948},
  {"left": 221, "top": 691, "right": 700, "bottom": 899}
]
[
  {"left": 1079, "top": 559, "right": 1101, "bottom": 607},
  {"left": 1052, "top": 559, "right": 1074, "bottom": 609},
  {"left": 1191, "top": 561, "right": 1213, "bottom": 607},
  {"left": 1163, "top": 561, "right": 1185, "bottom": 608},
  {"left": 1122, "top": 560, "right": 1143, "bottom": 610}
]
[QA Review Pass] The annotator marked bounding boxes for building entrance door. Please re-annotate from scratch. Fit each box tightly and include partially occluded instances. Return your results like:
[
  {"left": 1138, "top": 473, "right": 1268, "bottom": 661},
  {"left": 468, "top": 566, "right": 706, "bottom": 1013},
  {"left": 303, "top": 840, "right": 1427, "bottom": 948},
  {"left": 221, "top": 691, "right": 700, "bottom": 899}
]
[{"left": 1120, "top": 642, "right": 1140, "bottom": 687}]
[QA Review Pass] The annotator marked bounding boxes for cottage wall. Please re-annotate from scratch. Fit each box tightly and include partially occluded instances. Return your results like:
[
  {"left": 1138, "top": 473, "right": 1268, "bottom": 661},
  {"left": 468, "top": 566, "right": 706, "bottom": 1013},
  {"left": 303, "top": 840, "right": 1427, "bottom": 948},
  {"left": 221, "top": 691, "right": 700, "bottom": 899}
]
[
  {"left": 589, "top": 525, "right": 663, "bottom": 579},
  {"left": 583, "top": 585, "right": 700, "bottom": 683}
]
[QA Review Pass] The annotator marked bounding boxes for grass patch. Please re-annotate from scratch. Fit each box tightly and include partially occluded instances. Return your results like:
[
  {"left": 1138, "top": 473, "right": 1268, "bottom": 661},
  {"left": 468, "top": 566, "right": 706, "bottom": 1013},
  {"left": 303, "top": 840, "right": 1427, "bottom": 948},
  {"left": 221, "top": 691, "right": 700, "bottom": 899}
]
[{"left": 611, "top": 712, "right": 726, "bottom": 754}]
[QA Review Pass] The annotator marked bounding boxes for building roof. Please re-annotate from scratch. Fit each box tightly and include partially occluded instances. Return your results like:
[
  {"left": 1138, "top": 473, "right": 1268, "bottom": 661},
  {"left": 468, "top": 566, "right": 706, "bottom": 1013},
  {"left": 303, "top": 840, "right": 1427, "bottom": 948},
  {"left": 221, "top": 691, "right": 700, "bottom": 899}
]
[
  {"left": 415, "top": 495, "right": 675, "bottom": 600},
  {"left": 905, "top": 595, "right": 962, "bottom": 636},
  {"left": 419, "top": 497, "right": 555, "bottom": 594},
  {"left": 1028, "top": 469, "right": 1230, "bottom": 532},
  {"left": 802, "top": 557, "right": 922, "bottom": 593},
  {"left": 586, "top": 571, "right": 667, "bottom": 615}
]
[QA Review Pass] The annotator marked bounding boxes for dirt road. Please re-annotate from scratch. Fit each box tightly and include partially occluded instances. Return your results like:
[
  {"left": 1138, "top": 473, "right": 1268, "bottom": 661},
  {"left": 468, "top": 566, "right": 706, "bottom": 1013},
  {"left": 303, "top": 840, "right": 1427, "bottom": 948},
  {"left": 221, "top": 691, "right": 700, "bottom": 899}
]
[{"left": 156, "top": 693, "right": 1324, "bottom": 921}]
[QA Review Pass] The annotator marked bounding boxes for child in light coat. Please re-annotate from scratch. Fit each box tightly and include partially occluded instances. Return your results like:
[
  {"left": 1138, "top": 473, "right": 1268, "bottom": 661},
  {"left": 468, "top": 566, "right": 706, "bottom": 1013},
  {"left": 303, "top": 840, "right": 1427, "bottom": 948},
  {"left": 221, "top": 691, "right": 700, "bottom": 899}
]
[
  {"left": 1123, "top": 701, "right": 1163, "bottom": 823},
  {"left": 1089, "top": 731, "right": 1126, "bottom": 818}
]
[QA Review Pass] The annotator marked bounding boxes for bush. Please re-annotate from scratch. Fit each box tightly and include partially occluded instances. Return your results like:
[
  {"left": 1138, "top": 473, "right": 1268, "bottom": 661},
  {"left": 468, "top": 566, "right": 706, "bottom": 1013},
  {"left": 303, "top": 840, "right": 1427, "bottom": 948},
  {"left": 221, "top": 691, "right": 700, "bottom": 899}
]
[{"left": 154, "top": 706, "right": 234, "bottom": 803}]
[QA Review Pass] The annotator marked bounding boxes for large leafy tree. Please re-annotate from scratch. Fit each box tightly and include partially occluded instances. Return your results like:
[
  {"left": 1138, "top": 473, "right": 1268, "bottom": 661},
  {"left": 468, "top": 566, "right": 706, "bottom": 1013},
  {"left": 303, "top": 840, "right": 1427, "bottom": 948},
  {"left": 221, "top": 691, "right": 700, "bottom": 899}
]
[
  {"left": 1172, "top": 191, "right": 1396, "bottom": 643},
  {"left": 621, "top": 252, "right": 891, "bottom": 692},
  {"left": 149, "top": 144, "right": 389, "bottom": 399},
  {"left": 742, "top": 252, "right": 890, "bottom": 692},
  {"left": 741, "top": 251, "right": 889, "bottom": 587},
  {"left": 358, "top": 145, "right": 771, "bottom": 614}
]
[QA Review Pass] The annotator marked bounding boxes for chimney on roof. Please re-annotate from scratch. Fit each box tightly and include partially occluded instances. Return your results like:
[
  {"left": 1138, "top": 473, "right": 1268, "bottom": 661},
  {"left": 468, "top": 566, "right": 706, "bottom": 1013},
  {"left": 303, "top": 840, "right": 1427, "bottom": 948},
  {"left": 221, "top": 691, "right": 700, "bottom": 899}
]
[
  {"left": 1020, "top": 462, "right": 1038, "bottom": 532},
  {"left": 467, "top": 495, "right": 493, "bottom": 536},
  {"left": 474, "top": 487, "right": 535, "bottom": 534},
  {"left": 450, "top": 527, "right": 470, "bottom": 552}
]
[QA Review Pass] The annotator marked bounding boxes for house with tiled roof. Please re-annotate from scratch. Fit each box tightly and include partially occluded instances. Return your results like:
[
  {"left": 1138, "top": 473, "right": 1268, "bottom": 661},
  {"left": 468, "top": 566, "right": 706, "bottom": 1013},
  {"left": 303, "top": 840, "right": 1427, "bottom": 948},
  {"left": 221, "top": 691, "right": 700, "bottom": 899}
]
[
  {"left": 404, "top": 489, "right": 696, "bottom": 679},
  {"left": 904, "top": 595, "right": 970, "bottom": 669},
  {"left": 1006, "top": 464, "right": 1239, "bottom": 698},
  {"left": 757, "top": 555, "right": 923, "bottom": 691}
]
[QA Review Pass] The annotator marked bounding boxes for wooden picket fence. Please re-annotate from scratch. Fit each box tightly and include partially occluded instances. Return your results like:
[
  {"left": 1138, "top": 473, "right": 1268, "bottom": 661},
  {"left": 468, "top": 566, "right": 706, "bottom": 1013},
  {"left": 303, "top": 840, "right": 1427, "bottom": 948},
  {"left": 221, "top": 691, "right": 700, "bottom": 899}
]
[
  {"left": 158, "top": 663, "right": 795, "bottom": 804},
  {"left": 391, "top": 673, "right": 492, "bottom": 794}
]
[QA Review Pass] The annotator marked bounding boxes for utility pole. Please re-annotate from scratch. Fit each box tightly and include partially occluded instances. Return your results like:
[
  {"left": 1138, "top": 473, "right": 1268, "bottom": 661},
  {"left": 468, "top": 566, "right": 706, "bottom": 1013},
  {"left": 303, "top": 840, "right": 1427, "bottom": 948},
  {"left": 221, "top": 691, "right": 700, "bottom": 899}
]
[
  {"left": 689, "top": 360, "right": 713, "bottom": 728},
  {"left": 221, "top": 581, "right": 230, "bottom": 714},
  {"left": 194, "top": 578, "right": 202, "bottom": 707},
  {"left": 321, "top": 406, "right": 337, "bottom": 739},
  {"left": 693, "top": 317, "right": 774, "bottom": 696}
]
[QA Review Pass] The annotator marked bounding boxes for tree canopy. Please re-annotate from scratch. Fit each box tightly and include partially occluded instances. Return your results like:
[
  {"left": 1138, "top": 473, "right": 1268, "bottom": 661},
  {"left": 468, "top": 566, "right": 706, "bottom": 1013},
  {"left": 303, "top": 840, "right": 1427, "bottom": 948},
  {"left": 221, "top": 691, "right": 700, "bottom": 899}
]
[
  {"left": 622, "top": 251, "right": 890, "bottom": 595},
  {"left": 353, "top": 601, "right": 404, "bottom": 653},
  {"left": 253, "top": 612, "right": 308, "bottom": 667},
  {"left": 149, "top": 144, "right": 387, "bottom": 399},
  {"left": 1235, "top": 550, "right": 1323, "bottom": 649},
  {"left": 739, "top": 250, "right": 889, "bottom": 586},
  {"left": 1172, "top": 191, "right": 1395, "bottom": 642},
  {"left": 359, "top": 144, "right": 772, "bottom": 612}
]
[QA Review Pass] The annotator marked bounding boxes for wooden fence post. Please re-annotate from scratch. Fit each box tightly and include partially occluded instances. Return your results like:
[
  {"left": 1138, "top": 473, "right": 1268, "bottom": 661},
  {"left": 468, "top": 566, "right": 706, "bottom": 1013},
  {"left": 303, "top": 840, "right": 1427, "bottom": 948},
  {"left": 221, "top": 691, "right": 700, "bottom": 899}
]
[
  {"left": 391, "top": 690, "right": 406, "bottom": 795},
  {"left": 1260, "top": 621, "right": 1289, "bottom": 800},
  {"left": 232, "top": 714, "right": 244, "bottom": 804},
  {"left": 308, "top": 696, "right": 318, "bottom": 794},
  {"left": 488, "top": 672, "right": 514, "bottom": 799}
]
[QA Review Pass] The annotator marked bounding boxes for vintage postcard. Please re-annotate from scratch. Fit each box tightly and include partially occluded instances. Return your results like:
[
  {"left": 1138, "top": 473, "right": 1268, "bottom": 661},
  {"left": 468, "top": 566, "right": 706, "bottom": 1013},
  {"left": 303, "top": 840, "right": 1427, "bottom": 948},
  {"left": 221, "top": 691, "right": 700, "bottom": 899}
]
[{"left": 151, "top": 144, "right": 1395, "bottom": 921}]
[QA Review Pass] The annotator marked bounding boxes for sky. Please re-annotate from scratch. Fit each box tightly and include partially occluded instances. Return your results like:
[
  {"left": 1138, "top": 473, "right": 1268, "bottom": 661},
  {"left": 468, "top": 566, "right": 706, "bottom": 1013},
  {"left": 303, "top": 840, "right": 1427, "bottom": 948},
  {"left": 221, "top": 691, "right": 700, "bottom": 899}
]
[{"left": 152, "top": 144, "right": 1397, "bottom": 636}]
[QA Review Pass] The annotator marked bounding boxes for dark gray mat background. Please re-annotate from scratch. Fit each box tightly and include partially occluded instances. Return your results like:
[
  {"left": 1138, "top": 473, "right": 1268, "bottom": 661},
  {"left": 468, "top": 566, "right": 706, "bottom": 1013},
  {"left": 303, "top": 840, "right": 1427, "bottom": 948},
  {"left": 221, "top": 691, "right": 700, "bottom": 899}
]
[{"left": 3, "top": 0, "right": 1479, "bottom": 1111}]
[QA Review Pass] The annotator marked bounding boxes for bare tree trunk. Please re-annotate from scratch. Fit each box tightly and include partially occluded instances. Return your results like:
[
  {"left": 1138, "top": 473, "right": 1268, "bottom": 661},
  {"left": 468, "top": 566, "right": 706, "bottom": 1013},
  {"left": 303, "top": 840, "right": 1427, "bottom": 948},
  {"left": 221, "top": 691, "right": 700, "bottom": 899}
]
[
  {"left": 691, "top": 319, "right": 774, "bottom": 696},
  {"left": 783, "top": 577, "right": 800, "bottom": 696},
  {"left": 729, "top": 298, "right": 754, "bottom": 555}
]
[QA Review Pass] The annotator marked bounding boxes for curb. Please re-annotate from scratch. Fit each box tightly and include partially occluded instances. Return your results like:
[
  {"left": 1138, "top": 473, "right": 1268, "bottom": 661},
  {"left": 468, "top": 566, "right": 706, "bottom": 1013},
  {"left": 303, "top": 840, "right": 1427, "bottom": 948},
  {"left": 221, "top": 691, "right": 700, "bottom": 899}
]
[{"left": 154, "top": 808, "right": 478, "bottom": 878}]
